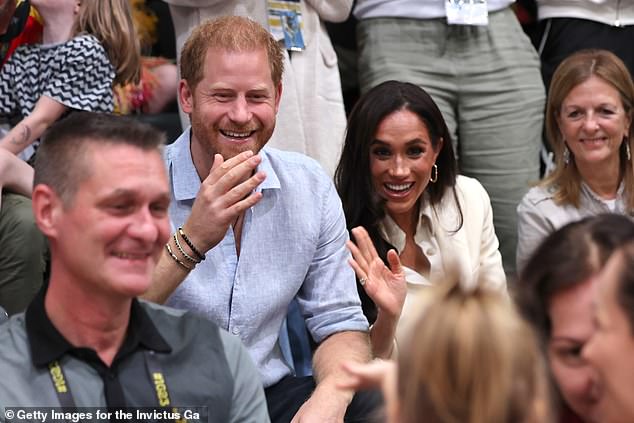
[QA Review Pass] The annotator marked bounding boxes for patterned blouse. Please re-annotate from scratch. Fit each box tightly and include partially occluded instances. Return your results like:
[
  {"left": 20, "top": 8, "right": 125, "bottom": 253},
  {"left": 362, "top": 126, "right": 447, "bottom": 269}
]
[{"left": 0, "top": 33, "right": 115, "bottom": 158}]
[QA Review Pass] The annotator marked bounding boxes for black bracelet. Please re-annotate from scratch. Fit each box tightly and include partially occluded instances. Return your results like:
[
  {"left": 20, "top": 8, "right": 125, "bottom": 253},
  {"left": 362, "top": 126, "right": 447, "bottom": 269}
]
[
  {"left": 177, "top": 227, "right": 205, "bottom": 261},
  {"left": 173, "top": 233, "right": 200, "bottom": 264}
]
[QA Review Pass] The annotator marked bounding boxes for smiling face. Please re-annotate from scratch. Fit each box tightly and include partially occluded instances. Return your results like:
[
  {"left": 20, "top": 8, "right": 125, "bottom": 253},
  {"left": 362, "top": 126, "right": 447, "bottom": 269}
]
[
  {"left": 558, "top": 76, "right": 631, "bottom": 174},
  {"left": 181, "top": 47, "right": 281, "bottom": 175},
  {"left": 547, "top": 279, "right": 602, "bottom": 422},
  {"left": 47, "top": 143, "right": 171, "bottom": 299},
  {"left": 583, "top": 253, "right": 634, "bottom": 423},
  {"left": 370, "top": 109, "right": 441, "bottom": 227}
]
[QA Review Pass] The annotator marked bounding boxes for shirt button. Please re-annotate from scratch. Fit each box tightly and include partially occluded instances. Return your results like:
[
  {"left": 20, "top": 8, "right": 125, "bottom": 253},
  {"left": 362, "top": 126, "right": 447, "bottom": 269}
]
[{"left": 426, "top": 248, "right": 436, "bottom": 256}]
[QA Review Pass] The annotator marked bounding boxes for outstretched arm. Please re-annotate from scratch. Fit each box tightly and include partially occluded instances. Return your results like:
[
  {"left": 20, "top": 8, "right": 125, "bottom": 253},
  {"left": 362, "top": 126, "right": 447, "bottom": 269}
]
[
  {"left": 339, "top": 359, "right": 398, "bottom": 422},
  {"left": 0, "top": 96, "right": 67, "bottom": 154},
  {"left": 347, "top": 226, "right": 406, "bottom": 359},
  {"left": 291, "top": 330, "right": 371, "bottom": 422}
]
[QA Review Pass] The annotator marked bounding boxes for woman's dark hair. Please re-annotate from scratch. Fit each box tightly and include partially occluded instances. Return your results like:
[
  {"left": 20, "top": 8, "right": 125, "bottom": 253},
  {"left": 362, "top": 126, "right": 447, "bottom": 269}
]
[
  {"left": 334, "top": 81, "right": 460, "bottom": 322},
  {"left": 517, "top": 214, "right": 634, "bottom": 342}
]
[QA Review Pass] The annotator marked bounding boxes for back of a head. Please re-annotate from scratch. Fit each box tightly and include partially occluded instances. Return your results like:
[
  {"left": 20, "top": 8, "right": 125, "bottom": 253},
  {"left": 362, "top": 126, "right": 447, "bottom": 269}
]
[
  {"left": 74, "top": 0, "right": 141, "bottom": 85},
  {"left": 398, "top": 275, "right": 550, "bottom": 423},
  {"left": 612, "top": 241, "right": 634, "bottom": 335},
  {"left": 517, "top": 214, "right": 634, "bottom": 342},
  {"left": 35, "top": 112, "right": 165, "bottom": 206},
  {"left": 180, "top": 16, "right": 284, "bottom": 91}
]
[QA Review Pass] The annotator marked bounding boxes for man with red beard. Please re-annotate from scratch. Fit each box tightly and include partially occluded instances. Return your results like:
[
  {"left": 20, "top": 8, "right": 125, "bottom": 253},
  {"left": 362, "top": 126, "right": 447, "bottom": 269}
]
[{"left": 144, "top": 16, "right": 379, "bottom": 423}]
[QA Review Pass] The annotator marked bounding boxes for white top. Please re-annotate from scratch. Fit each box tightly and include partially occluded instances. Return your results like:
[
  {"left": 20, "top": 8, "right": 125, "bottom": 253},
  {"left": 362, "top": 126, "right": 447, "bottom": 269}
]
[
  {"left": 536, "top": 0, "right": 634, "bottom": 26},
  {"left": 380, "top": 212, "right": 443, "bottom": 338},
  {"left": 354, "top": 0, "right": 514, "bottom": 20},
  {"left": 379, "top": 175, "right": 507, "bottom": 340}
]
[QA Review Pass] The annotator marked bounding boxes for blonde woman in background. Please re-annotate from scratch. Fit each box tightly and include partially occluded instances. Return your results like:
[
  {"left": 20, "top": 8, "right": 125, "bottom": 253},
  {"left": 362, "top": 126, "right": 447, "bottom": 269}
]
[
  {"left": 517, "top": 49, "right": 634, "bottom": 273},
  {"left": 341, "top": 274, "right": 552, "bottom": 423},
  {"left": 0, "top": 0, "right": 141, "bottom": 195}
]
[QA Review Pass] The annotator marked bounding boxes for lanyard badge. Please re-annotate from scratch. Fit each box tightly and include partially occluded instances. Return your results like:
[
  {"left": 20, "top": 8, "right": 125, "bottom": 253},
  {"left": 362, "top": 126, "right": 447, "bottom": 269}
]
[
  {"left": 267, "top": 0, "right": 306, "bottom": 51},
  {"left": 445, "top": 0, "right": 489, "bottom": 26}
]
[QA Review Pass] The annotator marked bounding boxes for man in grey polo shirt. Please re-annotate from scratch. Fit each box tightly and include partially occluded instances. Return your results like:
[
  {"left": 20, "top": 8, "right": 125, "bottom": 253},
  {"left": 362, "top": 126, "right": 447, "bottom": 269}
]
[{"left": 0, "top": 112, "right": 268, "bottom": 422}]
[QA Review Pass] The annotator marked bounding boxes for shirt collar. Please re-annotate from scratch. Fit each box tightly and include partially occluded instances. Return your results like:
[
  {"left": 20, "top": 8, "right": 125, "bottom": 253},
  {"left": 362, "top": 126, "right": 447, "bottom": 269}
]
[
  {"left": 379, "top": 195, "right": 435, "bottom": 254},
  {"left": 581, "top": 180, "right": 626, "bottom": 205},
  {"left": 170, "top": 128, "right": 281, "bottom": 201},
  {"left": 26, "top": 286, "right": 171, "bottom": 368},
  {"left": 255, "top": 148, "right": 281, "bottom": 191},
  {"left": 170, "top": 128, "right": 201, "bottom": 201}
]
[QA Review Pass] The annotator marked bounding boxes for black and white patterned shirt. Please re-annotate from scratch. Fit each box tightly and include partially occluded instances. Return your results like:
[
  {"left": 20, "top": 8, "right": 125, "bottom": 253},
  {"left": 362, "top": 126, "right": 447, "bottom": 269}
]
[{"left": 0, "top": 33, "right": 115, "bottom": 157}]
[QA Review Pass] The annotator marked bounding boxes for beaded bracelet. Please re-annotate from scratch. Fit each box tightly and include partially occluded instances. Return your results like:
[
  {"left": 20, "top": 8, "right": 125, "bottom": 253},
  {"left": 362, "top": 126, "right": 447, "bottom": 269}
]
[
  {"left": 173, "top": 233, "right": 200, "bottom": 264},
  {"left": 165, "top": 243, "right": 193, "bottom": 271},
  {"left": 177, "top": 227, "right": 205, "bottom": 261}
]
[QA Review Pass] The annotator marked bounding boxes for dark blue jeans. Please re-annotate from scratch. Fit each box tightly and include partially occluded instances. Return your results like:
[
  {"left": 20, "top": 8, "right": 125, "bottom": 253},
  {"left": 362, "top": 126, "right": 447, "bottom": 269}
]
[{"left": 264, "top": 375, "right": 384, "bottom": 423}]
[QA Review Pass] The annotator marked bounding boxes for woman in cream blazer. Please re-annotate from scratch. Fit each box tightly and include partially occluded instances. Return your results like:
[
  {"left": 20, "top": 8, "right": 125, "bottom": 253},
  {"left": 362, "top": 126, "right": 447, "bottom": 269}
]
[{"left": 335, "top": 81, "right": 507, "bottom": 358}]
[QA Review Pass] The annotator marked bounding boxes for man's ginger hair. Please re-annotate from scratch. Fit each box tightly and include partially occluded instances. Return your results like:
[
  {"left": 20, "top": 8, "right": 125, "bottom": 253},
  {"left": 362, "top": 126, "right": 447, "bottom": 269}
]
[{"left": 180, "top": 16, "right": 284, "bottom": 91}]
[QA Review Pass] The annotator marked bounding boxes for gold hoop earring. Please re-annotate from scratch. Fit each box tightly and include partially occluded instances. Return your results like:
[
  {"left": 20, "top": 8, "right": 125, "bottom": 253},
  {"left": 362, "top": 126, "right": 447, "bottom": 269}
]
[{"left": 430, "top": 164, "right": 438, "bottom": 183}]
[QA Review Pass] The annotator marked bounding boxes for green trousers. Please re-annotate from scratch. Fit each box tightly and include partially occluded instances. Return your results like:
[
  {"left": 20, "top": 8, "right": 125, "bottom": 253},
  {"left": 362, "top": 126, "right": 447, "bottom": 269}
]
[{"left": 0, "top": 193, "right": 47, "bottom": 315}]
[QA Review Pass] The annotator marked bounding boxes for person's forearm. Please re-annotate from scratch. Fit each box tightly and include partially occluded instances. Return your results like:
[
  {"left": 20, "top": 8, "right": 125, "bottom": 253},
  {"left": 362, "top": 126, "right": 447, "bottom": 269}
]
[
  {"left": 0, "top": 120, "right": 40, "bottom": 154},
  {"left": 0, "top": 97, "right": 67, "bottom": 154},
  {"left": 144, "top": 239, "right": 192, "bottom": 304},
  {"left": 0, "top": 149, "right": 33, "bottom": 197},
  {"left": 370, "top": 311, "right": 399, "bottom": 359},
  {"left": 313, "top": 331, "right": 371, "bottom": 402}
]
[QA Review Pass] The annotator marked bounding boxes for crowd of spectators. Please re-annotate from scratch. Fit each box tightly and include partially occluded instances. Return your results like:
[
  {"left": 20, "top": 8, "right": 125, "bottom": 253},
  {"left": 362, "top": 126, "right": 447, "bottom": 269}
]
[{"left": 1, "top": 1, "right": 634, "bottom": 422}]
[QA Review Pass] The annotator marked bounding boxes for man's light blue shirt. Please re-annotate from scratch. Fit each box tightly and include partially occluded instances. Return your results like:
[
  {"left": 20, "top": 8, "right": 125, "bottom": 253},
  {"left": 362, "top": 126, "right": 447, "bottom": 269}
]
[{"left": 164, "top": 130, "right": 369, "bottom": 387}]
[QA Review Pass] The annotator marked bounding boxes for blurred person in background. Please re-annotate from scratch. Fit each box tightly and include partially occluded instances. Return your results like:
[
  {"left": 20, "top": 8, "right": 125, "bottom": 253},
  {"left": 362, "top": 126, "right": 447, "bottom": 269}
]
[
  {"left": 341, "top": 273, "right": 552, "bottom": 423},
  {"left": 583, "top": 238, "right": 634, "bottom": 423},
  {"left": 517, "top": 214, "right": 634, "bottom": 423}
]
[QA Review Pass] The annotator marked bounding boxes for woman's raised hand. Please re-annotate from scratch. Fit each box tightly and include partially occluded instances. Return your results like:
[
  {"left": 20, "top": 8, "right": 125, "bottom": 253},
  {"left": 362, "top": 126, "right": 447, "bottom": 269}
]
[{"left": 347, "top": 226, "right": 407, "bottom": 320}]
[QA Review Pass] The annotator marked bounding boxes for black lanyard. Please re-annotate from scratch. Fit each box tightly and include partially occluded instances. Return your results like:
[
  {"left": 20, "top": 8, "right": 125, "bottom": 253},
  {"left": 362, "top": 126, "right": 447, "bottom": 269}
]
[
  {"left": 47, "top": 351, "right": 175, "bottom": 411},
  {"left": 48, "top": 360, "right": 77, "bottom": 411},
  {"left": 144, "top": 350, "right": 173, "bottom": 407}
]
